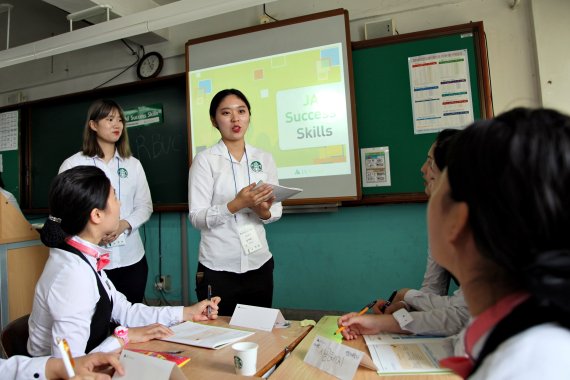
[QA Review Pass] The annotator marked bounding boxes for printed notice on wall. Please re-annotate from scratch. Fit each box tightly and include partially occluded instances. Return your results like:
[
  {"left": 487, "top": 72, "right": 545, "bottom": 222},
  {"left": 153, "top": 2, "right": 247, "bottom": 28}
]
[
  {"left": 361, "top": 146, "right": 391, "bottom": 187},
  {"left": 0, "top": 110, "right": 19, "bottom": 152},
  {"left": 408, "top": 49, "right": 474, "bottom": 134}
]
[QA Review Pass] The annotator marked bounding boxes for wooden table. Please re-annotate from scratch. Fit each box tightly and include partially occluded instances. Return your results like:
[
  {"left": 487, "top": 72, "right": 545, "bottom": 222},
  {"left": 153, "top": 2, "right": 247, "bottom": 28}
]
[
  {"left": 270, "top": 316, "right": 461, "bottom": 380},
  {"left": 127, "top": 317, "right": 312, "bottom": 379}
]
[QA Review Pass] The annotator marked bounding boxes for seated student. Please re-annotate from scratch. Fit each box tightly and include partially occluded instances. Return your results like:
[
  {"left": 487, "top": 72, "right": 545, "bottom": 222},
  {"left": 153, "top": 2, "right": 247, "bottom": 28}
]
[
  {"left": 431, "top": 108, "right": 570, "bottom": 378},
  {"left": 28, "top": 166, "right": 221, "bottom": 358},
  {"left": 1, "top": 351, "right": 123, "bottom": 380},
  {"left": 338, "top": 129, "right": 469, "bottom": 338},
  {"left": 0, "top": 172, "right": 22, "bottom": 213}
]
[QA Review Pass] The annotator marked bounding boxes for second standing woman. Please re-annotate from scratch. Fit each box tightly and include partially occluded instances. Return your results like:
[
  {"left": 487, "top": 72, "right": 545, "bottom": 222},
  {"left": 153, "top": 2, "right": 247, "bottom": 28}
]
[
  {"left": 59, "top": 99, "right": 152, "bottom": 303},
  {"left": 188, "top": 89, "right": 282, "bottom": 316}
]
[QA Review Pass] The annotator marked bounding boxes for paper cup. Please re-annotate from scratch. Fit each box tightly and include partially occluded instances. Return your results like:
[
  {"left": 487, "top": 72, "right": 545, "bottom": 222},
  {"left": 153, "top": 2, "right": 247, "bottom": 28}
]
[{"left": 232, "top": 342, "right": 258, "bottom": 376}]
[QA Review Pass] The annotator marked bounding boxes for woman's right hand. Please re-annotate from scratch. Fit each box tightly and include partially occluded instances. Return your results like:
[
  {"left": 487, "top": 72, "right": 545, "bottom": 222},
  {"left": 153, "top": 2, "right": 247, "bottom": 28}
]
[
  {"left": 126, "top": 323, "right": 173, "bottom": 344},
  {"left": 337, "top": 313, "right": 383, "bottom": 340}
]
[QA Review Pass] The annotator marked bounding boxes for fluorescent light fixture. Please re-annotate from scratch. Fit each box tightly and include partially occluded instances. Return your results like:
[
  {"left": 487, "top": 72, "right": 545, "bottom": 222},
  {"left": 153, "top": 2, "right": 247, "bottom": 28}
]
[
  {"left": 0, "top": 0, "right": 276, "bottom": 69},
  {"left": 67, "top": 4, "right": 112, "bottom": 31}
]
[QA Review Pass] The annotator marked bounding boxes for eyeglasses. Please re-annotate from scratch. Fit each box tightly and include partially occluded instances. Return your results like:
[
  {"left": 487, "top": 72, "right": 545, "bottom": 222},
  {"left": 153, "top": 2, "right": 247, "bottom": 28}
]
[{"left": 426, "top": 156, "right": 436, "bottom": 170}]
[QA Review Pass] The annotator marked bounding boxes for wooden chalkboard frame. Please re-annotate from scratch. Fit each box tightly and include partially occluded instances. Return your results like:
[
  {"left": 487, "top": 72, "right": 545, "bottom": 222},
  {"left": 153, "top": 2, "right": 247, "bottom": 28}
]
[{"left": 345, "top": 21, "right": 492, "bottom": 206}]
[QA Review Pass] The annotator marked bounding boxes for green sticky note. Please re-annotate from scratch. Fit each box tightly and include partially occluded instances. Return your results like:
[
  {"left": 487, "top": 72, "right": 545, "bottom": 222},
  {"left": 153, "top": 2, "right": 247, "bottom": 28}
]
[{"left": 317, "top": 315, "right": 343, "bottom": 342}]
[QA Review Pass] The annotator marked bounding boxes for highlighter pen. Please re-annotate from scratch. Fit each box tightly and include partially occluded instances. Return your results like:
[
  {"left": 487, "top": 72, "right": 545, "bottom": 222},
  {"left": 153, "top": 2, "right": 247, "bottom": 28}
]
[
  {"left": 207, "top": 284, "right": 212, "bottom": 317},
  {"left": 334, "top": 300, "right": 377, "bottom": 335},
  {"left": 380, "top": 290, "right": 398, "bottom": 313},
  {"left": 56, "top": 337, "right": 76, "bottom": 378}
]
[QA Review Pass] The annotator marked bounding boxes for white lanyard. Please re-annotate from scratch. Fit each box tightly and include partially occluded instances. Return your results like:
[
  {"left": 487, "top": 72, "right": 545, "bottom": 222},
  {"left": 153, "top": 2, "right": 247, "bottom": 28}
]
[{"left": 227, "top": 146, "right": 250, "bottom": 221}]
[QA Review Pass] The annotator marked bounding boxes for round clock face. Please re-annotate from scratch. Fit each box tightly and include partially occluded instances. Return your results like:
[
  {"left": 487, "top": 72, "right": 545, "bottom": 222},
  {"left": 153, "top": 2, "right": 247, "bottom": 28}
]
[{"left": 137, "top": 52, "right": 163, "bottom": 79}]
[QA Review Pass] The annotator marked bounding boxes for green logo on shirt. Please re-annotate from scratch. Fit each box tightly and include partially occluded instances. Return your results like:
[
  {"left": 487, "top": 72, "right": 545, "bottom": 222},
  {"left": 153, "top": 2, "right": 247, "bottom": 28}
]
[
  {"left": 250, "top": 161, "right": 262, "bottom": 172},
  {"left": 118, "top": 168, "right": 128, "bottom": 178}
]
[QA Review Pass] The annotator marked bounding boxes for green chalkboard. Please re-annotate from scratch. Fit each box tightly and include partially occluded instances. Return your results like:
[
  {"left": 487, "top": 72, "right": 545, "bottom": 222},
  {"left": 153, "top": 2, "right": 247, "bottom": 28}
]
[
  {"left": 28, "top": 74, "right": 188, "bottom": 210},
  {"left": 351, "top": 22, "right": 492, "bottom": 200}
]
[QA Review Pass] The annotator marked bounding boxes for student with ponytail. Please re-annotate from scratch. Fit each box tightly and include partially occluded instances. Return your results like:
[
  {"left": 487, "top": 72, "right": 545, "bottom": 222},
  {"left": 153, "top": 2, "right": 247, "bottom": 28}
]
[
  {"left": 430, "top": 108, "right": 570, "bottom": 379},
  {"left": 28, "top": 166, "right": 220, "bottom": 358}
]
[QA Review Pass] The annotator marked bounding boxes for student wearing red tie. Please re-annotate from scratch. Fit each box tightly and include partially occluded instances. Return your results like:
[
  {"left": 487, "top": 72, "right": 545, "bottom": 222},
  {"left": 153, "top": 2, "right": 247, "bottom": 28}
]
[
  {"left": 431, "top": 108, "right": 570, "bottom": 379},
  {"left": 28, "top": 166, "right": 221, "bottom": 358}
]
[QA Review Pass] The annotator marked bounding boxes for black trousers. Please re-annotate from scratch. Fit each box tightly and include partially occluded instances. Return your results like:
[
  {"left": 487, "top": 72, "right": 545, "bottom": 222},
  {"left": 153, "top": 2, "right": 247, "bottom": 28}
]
[
  {"left": 196, "top": 258, "right": 274, "bottom": 316},
  {"left": 106, "top": 255, "right": 148, "bottom": 304}
]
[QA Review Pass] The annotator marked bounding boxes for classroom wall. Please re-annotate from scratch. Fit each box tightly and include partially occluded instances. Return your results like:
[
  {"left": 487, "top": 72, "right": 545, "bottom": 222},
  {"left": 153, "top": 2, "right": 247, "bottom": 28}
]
[
  {"left": 4, "top": 0, "right": 563, "bottom": 310},
  {"left": 1, "top": 0, "right": 546, "bottom": 113},
  {"left": 142, "top": 204, "right": 429, "bottom": 311}
]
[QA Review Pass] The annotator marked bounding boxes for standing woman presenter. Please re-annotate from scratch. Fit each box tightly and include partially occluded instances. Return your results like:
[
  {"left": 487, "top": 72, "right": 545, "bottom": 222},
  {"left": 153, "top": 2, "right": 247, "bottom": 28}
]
[
  {"left": 59, "top": 99, "right": 152, "bottom": 303},
  {"left": 188, "top": 89, "right": 282, "bottom": 316}
]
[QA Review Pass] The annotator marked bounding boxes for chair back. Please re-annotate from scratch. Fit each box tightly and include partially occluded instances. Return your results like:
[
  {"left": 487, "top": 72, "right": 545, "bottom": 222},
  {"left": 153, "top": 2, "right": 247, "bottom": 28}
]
[{"left": 1, "top": 314, "right": 30, "bottom": 357}]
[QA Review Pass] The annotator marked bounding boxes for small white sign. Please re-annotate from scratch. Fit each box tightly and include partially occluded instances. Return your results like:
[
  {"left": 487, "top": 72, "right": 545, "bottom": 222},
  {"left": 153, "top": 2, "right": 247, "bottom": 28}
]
[
  {"left": 229, "top": 304, "right": 287, "bottom": 332},
  {"left": 304, "top": 335, "right": 363, "bottom": 380},
  {"left": 113, "top": 350, "right": 185, "bottom": 380}
]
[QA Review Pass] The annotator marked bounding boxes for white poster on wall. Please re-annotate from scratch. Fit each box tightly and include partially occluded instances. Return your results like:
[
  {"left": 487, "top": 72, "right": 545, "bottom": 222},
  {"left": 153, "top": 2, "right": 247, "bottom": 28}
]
[
  {"left": 408, "top": 49, "right": 474, "bottom": 134},
  {"left": 0, "top": 110, "right": 18, "bottom": 152}
]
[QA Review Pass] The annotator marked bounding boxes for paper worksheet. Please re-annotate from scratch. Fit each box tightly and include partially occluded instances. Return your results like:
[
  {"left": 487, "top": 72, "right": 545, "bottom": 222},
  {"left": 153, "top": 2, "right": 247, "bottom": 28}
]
[
  {"left": 364, "top": 333, "right": 454, "bottom": 375},
  {"left": 160, "top": 321, "right": 254, "bottom": 349},
  {"left": 255, "top": 181, "right": 302, "bottom": 202}
]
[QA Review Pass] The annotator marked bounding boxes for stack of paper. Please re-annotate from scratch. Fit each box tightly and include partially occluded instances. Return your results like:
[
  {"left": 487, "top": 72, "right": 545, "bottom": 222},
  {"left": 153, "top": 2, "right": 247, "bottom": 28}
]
[{"left": 160, "top": 321, "right": 254, "bottom": 350}]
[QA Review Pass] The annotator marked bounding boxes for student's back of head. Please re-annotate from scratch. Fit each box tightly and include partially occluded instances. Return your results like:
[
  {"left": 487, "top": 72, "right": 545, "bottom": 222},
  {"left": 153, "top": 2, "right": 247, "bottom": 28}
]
[
  {"left": 446, "top": 107, "right": 570, "bottom": 315},
  {"left": 40, "top": 166, "right": 110, "bottom": 248}
]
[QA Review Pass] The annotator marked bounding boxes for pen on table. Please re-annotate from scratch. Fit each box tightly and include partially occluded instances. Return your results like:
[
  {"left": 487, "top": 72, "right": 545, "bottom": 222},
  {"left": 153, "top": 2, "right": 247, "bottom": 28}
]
[
  {"left": 334, "top": 300, "right": 377, "bottom": 335},
  {"left": 207, "top": 284, "right": 212, "bottom": 317},
  {"left": 56, "top": 337, "right": 75, "bottom": 378},
  {"left": 380, "top": 290, "right": 398, "bottom": 313}
]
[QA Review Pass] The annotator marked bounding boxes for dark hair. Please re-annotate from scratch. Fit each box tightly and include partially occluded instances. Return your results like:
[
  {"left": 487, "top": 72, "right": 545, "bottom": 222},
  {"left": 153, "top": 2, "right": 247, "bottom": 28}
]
[
  {"left": 82, "top": 99, "right": 131, "bottom": 158},
  {"left": 433, "top": 129, "right": 460, "bottom": 170},
  {"left": 209, "top": 89, "right": 251, "bottom": 121},
  {"left": 0, "top": 172, "right": 5, "bottom": 189},
  {"left": 40, "top": 166, "right": 111, "bottom": 247},
  {"left": 447, "top": 108, "right": 570, "bottom": 312}
]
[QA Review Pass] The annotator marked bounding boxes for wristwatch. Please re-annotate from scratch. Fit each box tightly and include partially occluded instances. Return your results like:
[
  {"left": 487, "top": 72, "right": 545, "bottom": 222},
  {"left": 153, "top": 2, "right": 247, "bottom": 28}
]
[{"left": 114, "top": 326, "right": 129, "bottom": 346}]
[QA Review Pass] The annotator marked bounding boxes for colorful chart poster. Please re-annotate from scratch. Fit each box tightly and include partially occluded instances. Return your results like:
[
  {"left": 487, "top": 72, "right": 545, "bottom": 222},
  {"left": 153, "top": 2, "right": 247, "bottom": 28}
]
[
  {"left": 361, "top": 146, "right": 391, "bottom": 187},
  {"left": 408, "top": 49, "right": 474, "bottom": 134}
]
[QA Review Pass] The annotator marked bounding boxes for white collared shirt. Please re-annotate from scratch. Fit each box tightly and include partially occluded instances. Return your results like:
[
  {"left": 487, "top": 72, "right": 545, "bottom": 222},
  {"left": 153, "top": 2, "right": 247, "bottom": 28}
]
[
  {"left": 0, "top": 356, "right": 49, "bottom": 380},
  {"left": 59, "top": 151, "right": 153, "bottom": 268},
  {"left": 471, "top": 323, "right": 570, "bottom": 379},
  {"left": 188, "top": 140, "right": 282, "bottom": 273},
  {"left": 28, "top": 236, "right": 184, "bottom": 357},
  {"left": 392, "top": 248, "right": 469, "bottom": 336},
  {"left": 420, "top": 250, "right": 452, "bottom": 295}
]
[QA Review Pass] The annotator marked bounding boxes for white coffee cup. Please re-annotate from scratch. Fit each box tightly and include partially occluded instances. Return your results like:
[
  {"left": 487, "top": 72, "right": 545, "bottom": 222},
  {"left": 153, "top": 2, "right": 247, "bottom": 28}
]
[{"left": 232, "top": 342, "right": 258, "bottom": 376}]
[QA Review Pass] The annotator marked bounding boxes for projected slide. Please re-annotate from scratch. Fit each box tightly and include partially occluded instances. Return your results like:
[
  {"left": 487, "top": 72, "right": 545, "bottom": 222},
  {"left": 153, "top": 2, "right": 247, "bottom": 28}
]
[{"left": 189, "top": 43, "right": 351, "bottom": 180}]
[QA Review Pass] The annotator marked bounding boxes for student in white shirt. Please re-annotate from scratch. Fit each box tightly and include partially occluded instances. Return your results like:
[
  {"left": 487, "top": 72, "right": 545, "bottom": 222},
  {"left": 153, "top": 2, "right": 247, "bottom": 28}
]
[
  {"left": 28, "top": 166, "right": 221, "bottom": 358},
  {"left": 0, "top": 352, "right": 123, "bottom": 380},
  {"left": 338, "top": 129, "right": 469, "bottom": 337},
  {"left": 188, "top": 89, "right": 282, "bottom": 316},
  {"left": 431, "top": 108, "right": 570, "bottom": 379},
  {"left": 59, "top": 99, "right": 152, "bottom": 303}
]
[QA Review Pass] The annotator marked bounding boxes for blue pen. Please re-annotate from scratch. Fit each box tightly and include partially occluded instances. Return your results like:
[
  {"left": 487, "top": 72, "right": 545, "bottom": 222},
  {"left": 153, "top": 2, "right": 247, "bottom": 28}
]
[{"left": 207, "top": 285, "right": 212, "bottom": 316}]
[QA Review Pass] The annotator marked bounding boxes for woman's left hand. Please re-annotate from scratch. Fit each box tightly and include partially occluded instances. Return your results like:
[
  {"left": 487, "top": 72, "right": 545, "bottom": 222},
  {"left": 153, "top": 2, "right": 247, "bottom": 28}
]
[{"left": 99, "top": 220, "right": 131, "bottom": 245}]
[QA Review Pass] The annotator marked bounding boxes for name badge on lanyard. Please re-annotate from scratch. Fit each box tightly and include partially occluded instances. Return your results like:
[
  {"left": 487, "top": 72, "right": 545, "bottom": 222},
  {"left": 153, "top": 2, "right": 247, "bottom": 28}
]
[{"left": 238, "top": 224, "right": 262, "bottom": 255}]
